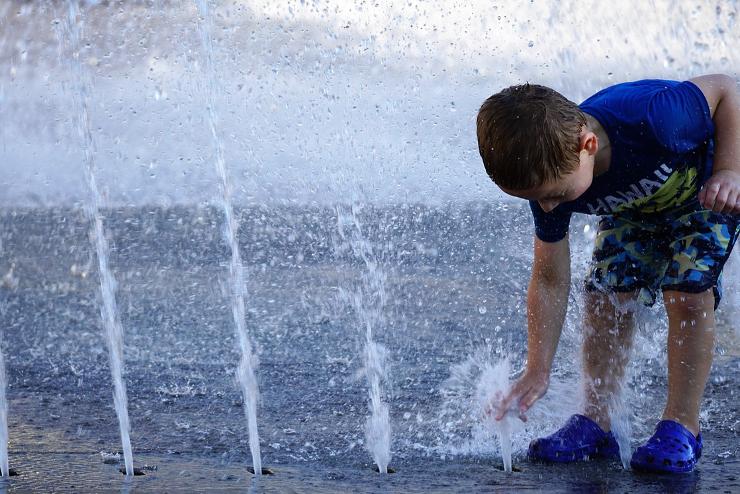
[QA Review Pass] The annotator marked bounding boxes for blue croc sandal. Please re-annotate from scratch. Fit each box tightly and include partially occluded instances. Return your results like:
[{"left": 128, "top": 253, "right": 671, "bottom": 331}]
[
  {"left": 528, "top": 414, "right": 620, "bottom": 463},
  {"left": 630, "top": 420, "right": 702, "bottom": 473}
]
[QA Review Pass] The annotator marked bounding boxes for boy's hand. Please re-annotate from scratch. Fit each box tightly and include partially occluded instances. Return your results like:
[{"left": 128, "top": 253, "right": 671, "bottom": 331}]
[
  {"left": 490, "top": 369, "right": 549, "bottom": 422},
  {"left": 699, "top": 169, "right": 740, "bottom": 214}
]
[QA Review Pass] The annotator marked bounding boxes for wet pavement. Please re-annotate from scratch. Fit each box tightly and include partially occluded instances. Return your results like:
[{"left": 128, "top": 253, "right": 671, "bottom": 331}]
[{"left": 0, "top": 203, "right": 737, "bottom": 492}]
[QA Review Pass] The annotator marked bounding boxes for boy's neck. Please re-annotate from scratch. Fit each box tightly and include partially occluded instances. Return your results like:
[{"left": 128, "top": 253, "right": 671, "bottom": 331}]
[{"left": 586, "top": 114, "right": 611, "bottom": 176}]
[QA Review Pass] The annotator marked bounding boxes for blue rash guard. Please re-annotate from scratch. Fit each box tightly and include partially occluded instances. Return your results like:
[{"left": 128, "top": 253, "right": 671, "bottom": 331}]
[{"left": 530, "top": 79, "right": 715, "bottom": 243}]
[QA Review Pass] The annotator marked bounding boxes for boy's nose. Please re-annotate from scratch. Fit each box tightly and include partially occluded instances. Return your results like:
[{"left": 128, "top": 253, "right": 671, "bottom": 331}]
[{"left": 539, "top": 200, "right": 558, "bottom": 213}]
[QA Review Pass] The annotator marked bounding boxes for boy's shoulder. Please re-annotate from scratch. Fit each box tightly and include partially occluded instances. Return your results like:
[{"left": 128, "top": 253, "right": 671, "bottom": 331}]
[
  {"left": 580, "top": 78, "right": 689, "bottom": 114},
  {"left": 580, "top": 78, "right": 712, "bottom": 153}
]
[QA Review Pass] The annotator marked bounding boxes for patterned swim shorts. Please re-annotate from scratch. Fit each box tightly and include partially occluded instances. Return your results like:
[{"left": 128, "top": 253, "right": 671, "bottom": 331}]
[{"left": 585, "top": 208, "right": 739, "bottom": 309}]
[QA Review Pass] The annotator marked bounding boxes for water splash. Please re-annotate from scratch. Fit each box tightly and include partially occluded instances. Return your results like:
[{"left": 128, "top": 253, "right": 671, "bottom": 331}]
[
  {"left": 440, "top": 347, "right": 577, "bottom": 460},
  {"left": 194, "top": 0, "right": 262, "bottom": 475},
  {"left": 2, "top": 2, "right": 740, "bottom": 208},
  {"left": 475, "top": 359, "right": 524, "bottom": 472},
  {"left": 609, "top": 391, "right": 633, "bottom": 469},
  {"left": 59, "top": 1, "right": 134, "bottom": 477},
  {"left": 364, "top": 341, "right": 391, "bottom": 473},
  {"left": 336, "top": 204, "right": 392, "bottom": 473},
  {"left": 0, "top": 340, "right": 8, "bottom": 477}
]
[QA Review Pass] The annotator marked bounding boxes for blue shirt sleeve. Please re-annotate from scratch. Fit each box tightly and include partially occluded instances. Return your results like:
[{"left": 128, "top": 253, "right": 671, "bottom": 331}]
[
  {"left": 529, "top": 201, "right": 572, "bottom": 242},
  {"left": 646, "top": 80, "right": 714, "bottom": 153}
]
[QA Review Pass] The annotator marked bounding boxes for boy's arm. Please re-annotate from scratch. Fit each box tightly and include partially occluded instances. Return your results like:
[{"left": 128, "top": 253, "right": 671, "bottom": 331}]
[
  {"left": 494, "top": 234, "right": 570, "bottom": 421},
  {"left": 690, "top": 74, "right": 740, "bottom": 214}
]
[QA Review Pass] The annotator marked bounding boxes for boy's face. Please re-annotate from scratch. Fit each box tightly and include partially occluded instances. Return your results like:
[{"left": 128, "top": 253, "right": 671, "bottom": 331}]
[{"left": 499, "top": 129, "right": 598, "bottom": 213}]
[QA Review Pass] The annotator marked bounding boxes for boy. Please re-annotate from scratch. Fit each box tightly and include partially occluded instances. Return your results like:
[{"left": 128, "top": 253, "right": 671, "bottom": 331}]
[{"left": 476, "top": 75, "right": 739, "bottom": 473}]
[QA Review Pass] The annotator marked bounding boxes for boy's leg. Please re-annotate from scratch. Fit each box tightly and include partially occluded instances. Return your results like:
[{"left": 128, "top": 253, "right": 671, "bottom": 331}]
[
  {"left": 659, "top": 210, "right": 738, "bottom": 436},
  {"left": 582, "top": 213, "right": 664, "bottom": 432},
  {"left": 662, "top": 288, "right": 716, "bottom": 436},
  {"left": 526, "top": 288, "right": 639, "bottom": 463},
  {"left": 582, "top": 290, "right": 638, "bottom": 432}
]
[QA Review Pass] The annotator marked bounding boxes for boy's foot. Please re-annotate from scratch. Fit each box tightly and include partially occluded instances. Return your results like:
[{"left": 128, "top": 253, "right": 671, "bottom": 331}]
[
  {"left": 527, "top": 414, "right": 620, "bottom": 463},
  {"left": 630, "top": 420, "right": 702, "bottom": 473}
]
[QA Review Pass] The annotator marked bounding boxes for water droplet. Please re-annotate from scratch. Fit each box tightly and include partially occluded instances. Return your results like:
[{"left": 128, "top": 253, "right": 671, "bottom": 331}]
[{"left": 478, "top": 306, "right": 487, "bottom": 315}]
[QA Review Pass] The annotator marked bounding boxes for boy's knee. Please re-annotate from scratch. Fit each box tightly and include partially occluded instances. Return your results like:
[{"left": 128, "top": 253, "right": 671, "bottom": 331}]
[
  {"left": 663, "top": 289, "right": 715, "bottom": 317},
  {"left": 585, "top": 289, "right": 641, "bottom": 316}
]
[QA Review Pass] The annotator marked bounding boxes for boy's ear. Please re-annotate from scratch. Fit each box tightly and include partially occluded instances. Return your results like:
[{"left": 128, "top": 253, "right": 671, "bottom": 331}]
[{"left": 579, "top": 130, "right": 599, "bottom": 156}]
